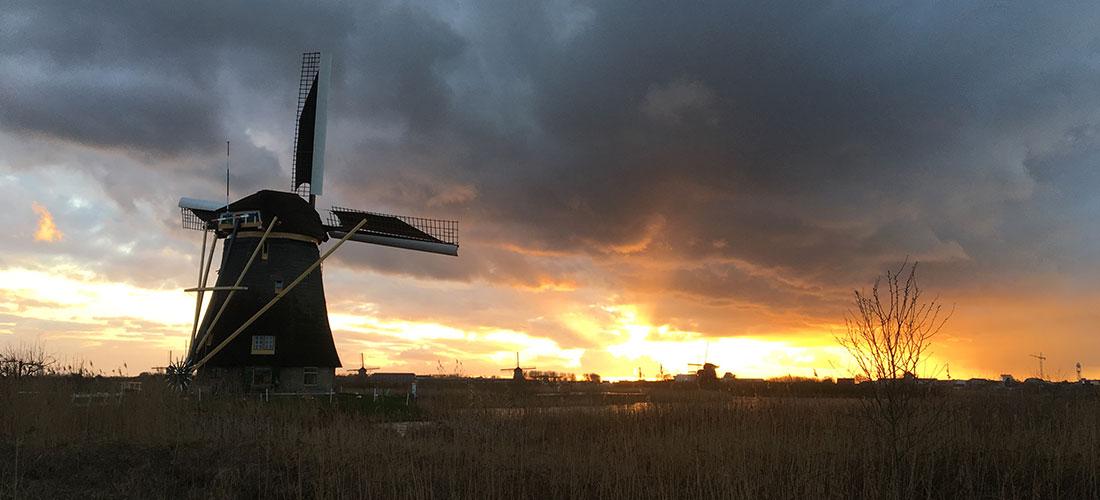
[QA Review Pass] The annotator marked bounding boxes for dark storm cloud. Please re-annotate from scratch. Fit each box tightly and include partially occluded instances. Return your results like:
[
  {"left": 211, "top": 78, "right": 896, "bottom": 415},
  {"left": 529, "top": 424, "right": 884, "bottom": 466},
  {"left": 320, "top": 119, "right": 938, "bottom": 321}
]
[
  {"left": 4, "top": 1, "right": 1100, "bottom": 319},
  {"left": 309, "top": 2, "right": 1100, "bottom": 301},
  {"left": 0, "top": 1, "right": 448, "bottom": 156},
  {"left": 514, "top": 3, "right": 1097, "bottom": 289}
]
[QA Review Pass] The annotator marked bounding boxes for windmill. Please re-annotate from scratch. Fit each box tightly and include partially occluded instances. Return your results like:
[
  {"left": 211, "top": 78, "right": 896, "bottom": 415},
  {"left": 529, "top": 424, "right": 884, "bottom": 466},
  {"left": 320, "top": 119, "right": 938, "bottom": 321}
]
[
  {"left": 1076, "top": 362, "right": 1083, "bottom": 382},
  {"left": 1030, "top": 352, "right": 1047, "bottom": 380},
  {"left": 688, "top": 343, "right": 719, "bottom": 388},
  {"left": 346, "top": 353, "right": 379, "bottom": 378},
  {"left": 500, "top": 352, "right": 534, "bottom": 382},
  {"left": 177, "top": 52, "right": 459, "bottom": 393}
]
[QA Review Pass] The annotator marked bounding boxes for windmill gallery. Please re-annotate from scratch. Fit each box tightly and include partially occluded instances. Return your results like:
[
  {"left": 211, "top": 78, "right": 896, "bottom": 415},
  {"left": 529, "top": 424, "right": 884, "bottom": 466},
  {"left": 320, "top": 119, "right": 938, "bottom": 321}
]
[{"left": 175, "top": 52, "right": 459, "bottom": 393}]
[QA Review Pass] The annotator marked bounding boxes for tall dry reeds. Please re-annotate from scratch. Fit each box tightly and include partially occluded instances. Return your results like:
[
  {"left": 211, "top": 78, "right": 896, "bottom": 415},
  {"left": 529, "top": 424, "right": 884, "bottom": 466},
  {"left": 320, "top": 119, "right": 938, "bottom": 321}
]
[{"left": 3, "top": 376, "right": 1100, "bottom": 499}]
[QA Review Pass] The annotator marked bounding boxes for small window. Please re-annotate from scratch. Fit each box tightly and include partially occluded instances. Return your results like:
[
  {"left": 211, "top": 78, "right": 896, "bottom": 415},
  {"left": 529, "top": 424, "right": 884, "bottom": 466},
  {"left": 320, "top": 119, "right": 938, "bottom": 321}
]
[
  {"left": 251, "top": 335, "right": 275, "bottom": 355},
  {"left": 274, "top": 279, "right": 284, "bottom": 295},
  {"left": 252, "top": 367, "right": 272, "bottom": 386},
  {"left": 303, "top": 367, "right": 319, "bottom": 387}
]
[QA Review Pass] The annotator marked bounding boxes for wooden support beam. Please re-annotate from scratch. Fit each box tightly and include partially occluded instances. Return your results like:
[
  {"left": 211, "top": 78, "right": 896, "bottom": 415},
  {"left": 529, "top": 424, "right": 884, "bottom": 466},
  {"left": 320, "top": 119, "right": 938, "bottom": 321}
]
[
  {"left": 193, "top": 216, "right": 278, "bottom": 353},
  {"left": 184, "top": 286, "right": 249, "bottom": 292},
  {"left": 187, "top": 230, "right": 216, "bottom": 352},
  {"left": 191, "top": 216, "right": 367, "bottom": 372}
]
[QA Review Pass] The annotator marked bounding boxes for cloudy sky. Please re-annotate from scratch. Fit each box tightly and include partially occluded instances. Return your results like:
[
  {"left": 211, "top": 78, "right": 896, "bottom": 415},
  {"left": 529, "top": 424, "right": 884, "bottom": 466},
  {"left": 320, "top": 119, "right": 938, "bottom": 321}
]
[{"left": 2, "top": 1, "right": 1099, "bottom": 380}]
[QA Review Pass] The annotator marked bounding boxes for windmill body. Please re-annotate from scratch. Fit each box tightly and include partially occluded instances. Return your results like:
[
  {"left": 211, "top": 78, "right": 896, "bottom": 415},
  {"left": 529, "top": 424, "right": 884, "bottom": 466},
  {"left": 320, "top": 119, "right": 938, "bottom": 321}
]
[
  {"left": 348, "top": 353, "right": 380, "bottom": 379},
  {"left": 189, "top": 191, "right": 339, "bottom": 391},
  {"left": 177, "top": 52, "right": 458, "bottom": 393},
  {"left": 688, "top": 346, "right": 719, "bottom": 389},
  {"left": 689, "top": 362, "right": 720, "bottom": 388},
  {"left": 501, "top": 352, "right": 534, "bottom": 382}
]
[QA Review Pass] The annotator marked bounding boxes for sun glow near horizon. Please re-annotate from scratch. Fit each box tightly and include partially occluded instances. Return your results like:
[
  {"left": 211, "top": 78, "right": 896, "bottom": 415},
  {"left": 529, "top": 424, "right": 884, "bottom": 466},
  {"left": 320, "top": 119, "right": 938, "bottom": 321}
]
[
  {"left": 0, "top": 264, "right": 972, "bottom": 381},
  {"left": 593, "top": 304, "right": 857, "bottom": 380}
]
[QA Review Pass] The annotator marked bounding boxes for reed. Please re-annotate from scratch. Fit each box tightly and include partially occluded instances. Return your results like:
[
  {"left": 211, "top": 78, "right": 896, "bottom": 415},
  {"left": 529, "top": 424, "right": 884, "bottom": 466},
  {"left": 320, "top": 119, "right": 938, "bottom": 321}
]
[{"left": 2, "top": 377, "right": 1099, "bottom": 499}]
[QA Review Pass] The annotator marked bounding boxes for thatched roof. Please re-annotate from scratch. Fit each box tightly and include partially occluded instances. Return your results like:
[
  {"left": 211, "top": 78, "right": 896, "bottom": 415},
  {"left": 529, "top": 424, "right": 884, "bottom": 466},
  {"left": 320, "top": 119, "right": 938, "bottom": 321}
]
[{"left": 185, "top": 190, "right": 328, "bottom": 242}]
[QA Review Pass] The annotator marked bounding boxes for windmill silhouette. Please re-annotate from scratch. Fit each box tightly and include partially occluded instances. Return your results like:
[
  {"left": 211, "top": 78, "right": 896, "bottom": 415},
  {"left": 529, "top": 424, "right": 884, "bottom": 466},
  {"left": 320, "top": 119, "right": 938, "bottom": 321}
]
[
  {"left": 346, "top": 353, "right": 379, "bottom": 378},
  {"left": 177, "top": 52, "right": 459, "bottom": 392},
  {"left": 688, "top": 343, "right": 719, "bottom": 388},
  {"left": 500, "top": 352, "right": 534, "bottom": 382}
]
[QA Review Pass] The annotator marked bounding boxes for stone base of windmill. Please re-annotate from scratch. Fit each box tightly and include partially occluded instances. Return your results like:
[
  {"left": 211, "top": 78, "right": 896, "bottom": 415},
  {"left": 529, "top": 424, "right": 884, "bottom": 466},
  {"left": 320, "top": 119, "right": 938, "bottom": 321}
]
[{"left": 195, "top": 365, "right": 336, "bottom": 395}]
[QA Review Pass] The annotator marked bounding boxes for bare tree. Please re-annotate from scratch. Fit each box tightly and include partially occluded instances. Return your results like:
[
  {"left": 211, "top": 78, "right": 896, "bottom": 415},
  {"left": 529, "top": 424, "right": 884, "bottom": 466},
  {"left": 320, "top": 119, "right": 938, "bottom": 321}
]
[
  {"left": 839, "top": 261, "right": 950, "bottom": 381},
  {"left": 836, "top": 260, "right": 952, "bottom": 496},
  {"left": 0, "top": 341, "right": 56, "bottom": 379}
]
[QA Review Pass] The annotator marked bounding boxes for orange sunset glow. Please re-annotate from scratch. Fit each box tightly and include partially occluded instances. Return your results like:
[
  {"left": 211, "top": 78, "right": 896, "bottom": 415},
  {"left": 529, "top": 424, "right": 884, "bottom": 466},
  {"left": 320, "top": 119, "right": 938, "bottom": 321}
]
[{"left": 31, "top": 202, "right": 63, "bottom": 242}]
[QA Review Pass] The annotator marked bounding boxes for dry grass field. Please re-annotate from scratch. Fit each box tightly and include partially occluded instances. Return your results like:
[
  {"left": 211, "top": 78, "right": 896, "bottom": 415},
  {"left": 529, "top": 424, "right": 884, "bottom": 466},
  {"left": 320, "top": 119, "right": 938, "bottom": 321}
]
[{"left": 3, "top": 377, "right": 1100, "bottom": 499}]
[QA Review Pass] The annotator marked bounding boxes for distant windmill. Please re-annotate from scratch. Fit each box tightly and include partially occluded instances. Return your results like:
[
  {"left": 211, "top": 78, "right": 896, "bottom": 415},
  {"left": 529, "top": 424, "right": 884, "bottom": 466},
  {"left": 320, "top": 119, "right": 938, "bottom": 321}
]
[
  {"left": 688, "top": 343, "right": 719, "bottom": 388},
  {"left": 176, "top": 52, "right": 459, "bottom": 393},
  {"left": 1030, "top": 352, "right": 1047, "bottom": 380},
  {"left": 500, "top": 352, "right": 534, "bottom": 382},
  {"left": 346, "top": 353, "right": 379, "bottom": 378},
  {"left": 1076, "top": 362, "right": 1083, "bottom": 381}
]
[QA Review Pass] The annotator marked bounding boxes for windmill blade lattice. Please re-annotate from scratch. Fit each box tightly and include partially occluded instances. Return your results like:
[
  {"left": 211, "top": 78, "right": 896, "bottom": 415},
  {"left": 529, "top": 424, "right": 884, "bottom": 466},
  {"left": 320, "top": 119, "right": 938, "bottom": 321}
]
[{"left": 326, "top": 207, "right": 458, "bottom": 256}]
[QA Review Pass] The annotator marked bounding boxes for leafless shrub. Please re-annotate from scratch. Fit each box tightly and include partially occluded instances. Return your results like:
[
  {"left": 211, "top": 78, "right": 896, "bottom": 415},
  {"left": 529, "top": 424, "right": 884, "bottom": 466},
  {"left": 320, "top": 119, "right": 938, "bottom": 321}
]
[
  {"left": 836, "top": 260, "right": 953, "bottom": 497},
  {"left": 0, "top": 341, "right": 56, "bottom": 379}
]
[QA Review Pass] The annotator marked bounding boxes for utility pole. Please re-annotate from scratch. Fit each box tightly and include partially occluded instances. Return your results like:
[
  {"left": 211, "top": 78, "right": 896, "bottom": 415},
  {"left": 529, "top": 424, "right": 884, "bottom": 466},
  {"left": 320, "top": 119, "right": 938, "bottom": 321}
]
[{"left": 1030, "top": 352, "right": 1047, "bottom": 380}]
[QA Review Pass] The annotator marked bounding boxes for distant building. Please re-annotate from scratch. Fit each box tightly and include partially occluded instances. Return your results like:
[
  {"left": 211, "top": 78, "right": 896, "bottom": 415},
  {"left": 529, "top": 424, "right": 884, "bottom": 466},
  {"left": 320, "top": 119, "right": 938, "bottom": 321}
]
[
  {"left": 371, "top": 372, "right": 416, "bottom": 386},
  {"left": 835, "top": 378, "right": 856, "bottom": 386},
  {"left": 674, "top": 373, "right": 698, "bottom": 384}
]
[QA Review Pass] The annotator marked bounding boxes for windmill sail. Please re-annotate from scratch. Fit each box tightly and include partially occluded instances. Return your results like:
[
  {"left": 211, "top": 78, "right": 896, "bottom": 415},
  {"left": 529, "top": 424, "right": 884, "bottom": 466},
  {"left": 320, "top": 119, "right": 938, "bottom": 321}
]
[
  {"left": 327, "top": 207, "right": 459, "bottom": 256},
  {"left": 178, "top": 197, "right": 225, "bottom": 230},
  {"left": 292, "top": 52, "right": 331, "bottom": 198}
]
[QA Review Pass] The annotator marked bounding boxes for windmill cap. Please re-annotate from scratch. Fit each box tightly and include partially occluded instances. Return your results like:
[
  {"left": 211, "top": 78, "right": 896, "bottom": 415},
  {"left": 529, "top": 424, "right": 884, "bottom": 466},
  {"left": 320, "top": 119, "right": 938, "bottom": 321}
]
[{"left": 224, "top": 190, "right": 328, "bottom": 241}]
